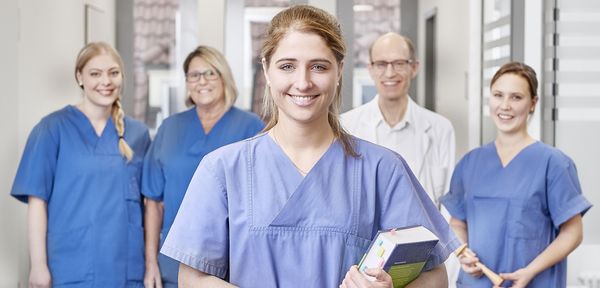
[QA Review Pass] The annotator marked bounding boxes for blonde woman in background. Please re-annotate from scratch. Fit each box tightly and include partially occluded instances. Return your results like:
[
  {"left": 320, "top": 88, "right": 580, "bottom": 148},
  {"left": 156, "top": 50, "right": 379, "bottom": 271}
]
[
  {"left": 11, "top": 42, "right": 150, "bottom": 287},
  {"left": 142, "top": 46, "right": 264, "bottom": 288}
]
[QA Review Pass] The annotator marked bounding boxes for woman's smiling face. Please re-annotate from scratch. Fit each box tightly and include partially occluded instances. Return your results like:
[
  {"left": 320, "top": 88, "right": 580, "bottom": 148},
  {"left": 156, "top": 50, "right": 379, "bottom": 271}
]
[
  {"left": 263, "top": 31, "right": 342, "bottom": 125},
  {"left": 489, "top": 73, "right": 537, "bottom": 135}
]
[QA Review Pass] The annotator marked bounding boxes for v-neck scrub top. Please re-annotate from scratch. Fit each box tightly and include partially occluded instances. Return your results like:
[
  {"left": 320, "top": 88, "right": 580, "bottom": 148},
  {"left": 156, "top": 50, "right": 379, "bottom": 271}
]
[
  {"left": 161, "top": 134, "right": 461, "bottom": 287},
  {"left": 141, "top": 107, "right": 264, "bottom": 284},
  {"left": 441, "top": 141, "right": 592, "bottom": 288},
  {"left": 11, "top": 105, "right": 151, "bottom": 287}
]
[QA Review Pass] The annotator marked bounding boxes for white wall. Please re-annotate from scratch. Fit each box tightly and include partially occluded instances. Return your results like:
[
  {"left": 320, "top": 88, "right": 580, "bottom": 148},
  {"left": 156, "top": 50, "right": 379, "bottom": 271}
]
[
  {"left": 417, "top": 0, "right": 471, "bottom": 159},
  {"left": 198, "top": 1, "right": 225, "bottom": 52},
  {"left": 0, "top": 0, "right": 24, "bottom": 286},
  {"left": 1, "top": 0, "right": 115, "bottom": 285}
]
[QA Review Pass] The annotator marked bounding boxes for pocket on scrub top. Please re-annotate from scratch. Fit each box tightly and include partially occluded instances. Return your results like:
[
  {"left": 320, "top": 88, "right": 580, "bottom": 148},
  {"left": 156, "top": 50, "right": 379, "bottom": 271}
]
[
  {"left": 126, "top": 175, "right": 143, "bottom": 225},
  {"left": 505, "top": 203, "right": 547, "bottom": 269},
  {"left": 470, "top": 196, "right": 509, "bottom": 266},
  {"left": 127, "top": 224, "right": 145, "bottom": 280},
  {"left": 507, "top": 203, "right": 548, "bottom": 240},
  {"left": 341, "top": 234, "right": 372, "bottom": 270},
  {"left": 48, "top": 225, "right": 92, "bottom": 284},
  {"left": 126, "top": 175, "right": 142, "bottom": 202}
]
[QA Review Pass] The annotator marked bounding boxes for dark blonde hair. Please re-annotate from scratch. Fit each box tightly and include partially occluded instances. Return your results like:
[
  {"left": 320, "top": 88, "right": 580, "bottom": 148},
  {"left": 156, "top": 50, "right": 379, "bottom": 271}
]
[
  {"left": 75, "top": 42, "right": 133, "bottom": 161},
  {"left": 183, "top": 46, "right": 238, "bottom": 109},
  {"left": 491, "top": 61, "right": 538, "bottom": 98},
  {"left": 261, "top": 5, "right": 358, "bottom": 157}
]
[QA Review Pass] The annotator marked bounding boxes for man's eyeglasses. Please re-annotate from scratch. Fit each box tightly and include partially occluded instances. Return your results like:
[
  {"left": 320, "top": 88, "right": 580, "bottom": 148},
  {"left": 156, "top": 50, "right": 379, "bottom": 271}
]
[
  {"left": 186, "top": 70, "right": 220, "bottom": 82},
  {"left": 371, "top": 60, "right": 414, "bottom": 74}
]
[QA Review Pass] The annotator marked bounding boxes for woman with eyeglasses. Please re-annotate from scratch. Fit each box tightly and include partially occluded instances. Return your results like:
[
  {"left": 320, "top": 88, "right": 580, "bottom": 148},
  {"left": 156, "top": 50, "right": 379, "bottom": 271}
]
[{"left": 142, "top": 46, "right": 264, "bottom": 288}]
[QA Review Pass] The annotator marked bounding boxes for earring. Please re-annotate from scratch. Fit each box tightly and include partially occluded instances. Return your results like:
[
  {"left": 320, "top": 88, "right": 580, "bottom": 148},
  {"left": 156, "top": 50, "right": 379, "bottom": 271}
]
[
  {"left": 336, "top": 82, "right": 339, "bottom": 86},
  {"left": 266, "top": 81, "right": 271, "bottom": 86},
  {"left": 78, "top": 82, "right": 83, "bottom": 87}
]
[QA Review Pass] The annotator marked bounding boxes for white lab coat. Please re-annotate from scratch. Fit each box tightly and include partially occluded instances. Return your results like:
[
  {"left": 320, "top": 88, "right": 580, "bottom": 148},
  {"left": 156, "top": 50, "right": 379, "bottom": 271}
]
[
  {"left": 341, "top": 96, "right": 456, "bottom": 205},
  {"left": 341, "top": 96, "right": 460, "bottom": 287}
]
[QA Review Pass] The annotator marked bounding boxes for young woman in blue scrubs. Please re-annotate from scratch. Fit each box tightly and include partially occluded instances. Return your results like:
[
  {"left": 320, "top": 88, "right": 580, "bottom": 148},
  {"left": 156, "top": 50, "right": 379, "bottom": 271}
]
[
  {"left": 142, "top": 46, "right": 264, "bottom": 288},
  {"left": 160, "top": 5, "right": 460, "bottom": 288},
  {"left": 11, "top": 42, "right": 150, "bottom": 287},
  {"left": 441, "top": 62, "right": 592, "bottom": 287}
]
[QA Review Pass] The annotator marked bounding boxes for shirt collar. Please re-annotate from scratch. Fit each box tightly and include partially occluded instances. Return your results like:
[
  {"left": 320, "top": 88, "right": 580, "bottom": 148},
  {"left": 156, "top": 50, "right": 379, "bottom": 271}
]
[{"left": 370, "top": 95, "right": 415, "bottom": 130}]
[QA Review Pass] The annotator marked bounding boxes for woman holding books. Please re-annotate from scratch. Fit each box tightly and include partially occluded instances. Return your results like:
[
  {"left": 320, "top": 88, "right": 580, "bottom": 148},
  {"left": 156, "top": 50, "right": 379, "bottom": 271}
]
[
  {"left": 441, "top": 62, "right": 591, "bottom": 287},
  {"left": 160, "top": 5, "right": 460, "bottom": 287}
]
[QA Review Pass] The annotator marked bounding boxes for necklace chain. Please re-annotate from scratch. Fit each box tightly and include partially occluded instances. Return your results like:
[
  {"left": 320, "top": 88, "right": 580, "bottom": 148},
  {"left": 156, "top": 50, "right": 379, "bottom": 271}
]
[{"left": 271, "top": 129, "right": 310, "bottom": 175}]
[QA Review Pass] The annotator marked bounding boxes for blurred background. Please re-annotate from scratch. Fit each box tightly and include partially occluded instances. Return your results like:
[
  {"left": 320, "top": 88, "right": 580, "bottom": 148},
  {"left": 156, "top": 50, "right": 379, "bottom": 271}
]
[{"left": 1, "top": 0, "right": 598, "bottom": 286}]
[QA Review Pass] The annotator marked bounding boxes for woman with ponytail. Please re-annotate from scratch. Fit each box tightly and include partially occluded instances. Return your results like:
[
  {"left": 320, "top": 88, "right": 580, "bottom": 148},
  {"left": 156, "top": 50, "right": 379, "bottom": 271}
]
[
  {"left": 11, "top": 42, "right": 150, "bottom": 287},
  {"left": 161, "top": 5, "right": 458, "bottom": 288}
]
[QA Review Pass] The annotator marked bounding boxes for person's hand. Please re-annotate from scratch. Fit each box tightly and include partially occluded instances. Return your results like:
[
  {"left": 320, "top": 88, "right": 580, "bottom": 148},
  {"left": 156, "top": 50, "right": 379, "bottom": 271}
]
[
  {"left": 457, "top": 248, "right": 483, "bottom": 278},
  {"left": 497, "top": 267, "right": 535, "bottom": 288},
  {"left": 29, "top": 265, "right": 51, "bottom": 288},
  {"left": 144, "top": 261, "right": 163, "bottom": 288},
  {"left": 339, "top": 265, "right": 393, "bottom": 288}
]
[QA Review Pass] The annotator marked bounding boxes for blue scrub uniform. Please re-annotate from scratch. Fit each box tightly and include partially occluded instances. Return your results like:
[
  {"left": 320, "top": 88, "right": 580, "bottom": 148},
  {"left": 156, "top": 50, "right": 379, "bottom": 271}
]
[
  {"left": 161, "top": 134, "right": 461, "bottom": 287},
  {"left": 11, "top": 105, "right": 150, "bottom": 287},
  {"left": 142, "top": 107, "right": 263, "bottom": 286},
  {"left": 441, "top": 141, "right": 592, "bottom": 288}
]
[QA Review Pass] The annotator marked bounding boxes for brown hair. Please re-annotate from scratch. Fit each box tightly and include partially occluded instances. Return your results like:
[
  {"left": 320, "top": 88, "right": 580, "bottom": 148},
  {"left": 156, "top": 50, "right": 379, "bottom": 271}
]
[
  {"left": 75, "top": 42, "right": 134, "bottom": 161},
  {"left": 260, "top": 5, "right": 358, "bottom": 157},
  {"left": 183, "top": 46, "right": 238, "bottom": 109},
  {"left": 491, "top": 61, "right": 538, "bottom": 98}
]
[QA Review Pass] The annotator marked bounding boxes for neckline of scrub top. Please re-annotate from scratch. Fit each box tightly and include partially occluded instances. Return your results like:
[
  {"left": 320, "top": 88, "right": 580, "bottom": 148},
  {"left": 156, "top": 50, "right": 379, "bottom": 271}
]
[
  {"left": 492, "top": 140, "right": 540, "bottom": 169},
  {"left": 193, "top": 106, "right": 234, "bottom": 136},
  {"left": 188, "top": 107, "right": 234, "bottom": 155},
  {"left": 265, "top": 133, "right": 339, "bottom": 179},
  {"left": 67, "top": 105, "right": 120, "bottom": 155}
]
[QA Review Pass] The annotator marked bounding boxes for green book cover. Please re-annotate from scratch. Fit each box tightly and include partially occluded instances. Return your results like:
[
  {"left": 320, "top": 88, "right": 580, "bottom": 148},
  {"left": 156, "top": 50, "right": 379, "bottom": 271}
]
[{"left": 358, "top": 225, "right": 438, "bottom": 288}]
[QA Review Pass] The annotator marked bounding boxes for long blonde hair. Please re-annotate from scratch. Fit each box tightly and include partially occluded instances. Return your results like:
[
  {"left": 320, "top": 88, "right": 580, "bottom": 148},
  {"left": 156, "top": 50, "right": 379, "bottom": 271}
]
[
  {"left": 261, "top": 5, "right": 358, "bottom": 157},
  {"left": 75, "top": 42, "right": 134, "bottom": 161}
]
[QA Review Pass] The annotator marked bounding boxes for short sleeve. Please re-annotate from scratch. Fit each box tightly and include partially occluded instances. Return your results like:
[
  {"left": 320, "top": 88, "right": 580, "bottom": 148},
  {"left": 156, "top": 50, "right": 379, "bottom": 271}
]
[
  {"left": 378, "top": 156, "right": 461, "bottom": 272},
  {"left": 547, "top": 152, "right": 592, "bottom": 228},
  {"left": 440, "top": 158, "right": 467, "bottom": 221},
  {"left": 141, "top": 126, "right": 166, "bottom": 201},
  {"left": 10, "top": 120, "right": 59, "bottom": 203},
  {"left": 160, "top": 155, "right": 229, "bottom": 278}
]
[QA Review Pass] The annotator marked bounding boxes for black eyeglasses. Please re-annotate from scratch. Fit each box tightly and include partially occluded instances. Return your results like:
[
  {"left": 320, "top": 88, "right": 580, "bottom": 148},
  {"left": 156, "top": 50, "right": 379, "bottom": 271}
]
[
  {"left": 371, "top": 60, "right": 414, "bottom": 74},
  {"left": 186, "top": 69, "right": 220, "bottom": 82}
]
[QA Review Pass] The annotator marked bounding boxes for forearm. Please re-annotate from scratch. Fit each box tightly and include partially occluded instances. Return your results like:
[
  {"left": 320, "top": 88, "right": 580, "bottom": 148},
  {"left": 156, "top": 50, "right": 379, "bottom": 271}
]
[
  {"left": 28, "top": 196, "right": 48, "bottom": 269},
  {"left": 144, "top": 199, "right": 164, "bottom": 265},
  {"left": 449, "top": 217, "right": 468, "bottom": 244},
  {"left": 526, "top": 215, "right": 583, "bottom": 276},
  {"left": 179, "top": 264, "right": 237, "bottom": 288},
  {"left": 406, "top": 264, "right": 447, "bottom": 288}
]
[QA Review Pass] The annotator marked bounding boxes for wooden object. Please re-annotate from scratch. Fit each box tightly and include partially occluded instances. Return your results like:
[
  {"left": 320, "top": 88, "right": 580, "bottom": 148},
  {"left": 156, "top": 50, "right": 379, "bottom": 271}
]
[{"left": 454, "top": 243, "right": 504, "bottom": 286}]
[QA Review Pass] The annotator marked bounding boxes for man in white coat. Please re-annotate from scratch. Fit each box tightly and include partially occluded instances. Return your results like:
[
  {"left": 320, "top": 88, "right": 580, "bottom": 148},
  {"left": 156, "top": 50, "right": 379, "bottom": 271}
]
[{"left": 341, "top": 32, "right": 459, "bottom": 287}]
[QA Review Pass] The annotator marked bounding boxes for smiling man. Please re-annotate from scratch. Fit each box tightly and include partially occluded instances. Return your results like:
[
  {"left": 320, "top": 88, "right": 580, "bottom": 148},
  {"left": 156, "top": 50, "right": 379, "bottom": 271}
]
[
  {"left": 342, "top": 31, "right": 459, "bottom": 287},
  {"left": 342, "top": 32, "right": 455, "bottom": 207}
]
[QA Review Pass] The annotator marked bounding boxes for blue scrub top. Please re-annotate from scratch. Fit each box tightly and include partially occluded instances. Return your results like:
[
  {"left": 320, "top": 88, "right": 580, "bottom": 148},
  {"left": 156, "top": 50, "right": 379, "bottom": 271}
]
[
  {"left": 11, "top": 105, "right": 150, "bottom": 287},
  {"left": 161, "top": 134, "right": 461, "bottom": 287},
  {"left": 142, "top": 106, "right": 263, "bottom": 284},
  {"left": 441, "top": 141, "right": 592, "bottom": 288}
]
